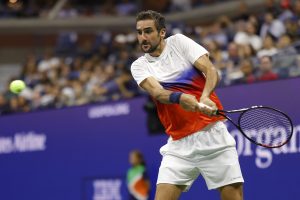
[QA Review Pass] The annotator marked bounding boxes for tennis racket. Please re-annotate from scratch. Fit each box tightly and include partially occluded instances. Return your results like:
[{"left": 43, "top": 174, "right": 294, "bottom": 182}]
[{"left": 198, "top": 103, "right": 294, "bottom": 148}]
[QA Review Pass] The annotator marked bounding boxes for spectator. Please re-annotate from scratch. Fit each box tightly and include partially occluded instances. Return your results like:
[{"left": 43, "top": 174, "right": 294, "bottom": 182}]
[
  {"left": 293, "top": 0, "right": 300, "bottom": 18},
  {"left": 263, "top": 0, "right": 282, "bottom": 16},
  {"left": 37, "top": 49, "right": 60, "bottom": 73},
  {"left": 239, "top": 43, "right": 256, "bottom": 58},
  {"left": 7, "top": 97, "right": 20, "bottom": 114},
  {"left": 274, "top": 34, "right": 299, "bottom": 78},
  {"left": 234, "top": 21, "right": 262, "bottom": 51},
  {"left": 203, "top": 40, "right": 224, "bottom": 67},
  {"left": 277, "top": 34, "right": 297, "bottom": 53},
  {"left": 217, "top": 15, "right": 236, "bottom": 42},
  {"left": 257, "top": 56, "right": 279, "bottom": 81},
  {"left": 233, "top": 1, "right": 250, "bottom": 22},
  {"left": 127, "top": 150, "right": 151, "bottom": 200},
  {"left": 260, "top": 12, "right": 286, "bottom": 39},
  {"left": 223, "top": 42, "right": 241, "bottom": 68},
  {"left": 257, "top": 34, "right": 278, "bottom": 58},
  {"left": 278, "top": 0, "right": 294, "bottom": 22},
  {"left": 239, "top": 59, "right": 256, "bottom": 84},
  {"left": 284, "top": 16, "right": 300, "bottom": 39},
  {"left": 0, "top": 94, "right": 9, "bottom": 115},
  {"left": 205, "top": 21, "right": 229, "bottom": 49}
]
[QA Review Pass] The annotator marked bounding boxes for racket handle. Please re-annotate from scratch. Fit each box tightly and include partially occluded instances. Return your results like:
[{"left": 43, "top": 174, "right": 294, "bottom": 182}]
[
  {"left": 198, "top": 102, "right": 212, "bottom": 109},
  {"left": 198, "top": 103, "right": 218, "bottom": 115}
]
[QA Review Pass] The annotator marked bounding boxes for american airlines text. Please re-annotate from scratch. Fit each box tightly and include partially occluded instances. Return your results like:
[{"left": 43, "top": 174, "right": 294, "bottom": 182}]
[{"left": 0, "top": 131, "right": 46, "bottom": 154}]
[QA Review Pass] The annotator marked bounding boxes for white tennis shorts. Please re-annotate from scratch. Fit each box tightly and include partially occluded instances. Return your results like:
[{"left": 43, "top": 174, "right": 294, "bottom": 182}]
[{"left": 157, "top": 121, "right": 244, "bottom": 191}]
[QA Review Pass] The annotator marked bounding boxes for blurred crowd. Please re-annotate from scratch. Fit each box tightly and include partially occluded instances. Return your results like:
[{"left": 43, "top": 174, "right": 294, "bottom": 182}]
[
  {"left": 1, "top": 0, "right": 300, "bottom": 115},
  {"left": 0, "top": 0, "right": 233, "bottom": 18}
]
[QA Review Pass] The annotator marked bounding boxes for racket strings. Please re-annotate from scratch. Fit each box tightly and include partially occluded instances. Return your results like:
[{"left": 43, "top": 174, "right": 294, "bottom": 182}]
[{"left": 239, "top": 108, "right": 293, "bottom": 147}]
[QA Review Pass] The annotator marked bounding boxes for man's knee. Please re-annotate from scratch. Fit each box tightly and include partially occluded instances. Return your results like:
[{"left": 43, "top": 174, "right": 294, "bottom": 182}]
[
  {"left": 218, "top": 182, "right": 243, "bottom": 200},
  {"left": 155, "top": 183, "right": 184, "bottom": 200}
]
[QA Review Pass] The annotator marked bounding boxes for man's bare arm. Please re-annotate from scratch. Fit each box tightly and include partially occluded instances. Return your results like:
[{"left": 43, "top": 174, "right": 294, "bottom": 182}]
[
  {"left": 194, "top": 54, "right": 219, "bottom": 99},
  {"left": 139, "top": 76, "right": 172, "bottom": 104},
  {"left": 139, "top": 77, "right": 200, "bottom": 112},
  {"left": 193, "top": 54, "right": 220, "bottom": 114}
]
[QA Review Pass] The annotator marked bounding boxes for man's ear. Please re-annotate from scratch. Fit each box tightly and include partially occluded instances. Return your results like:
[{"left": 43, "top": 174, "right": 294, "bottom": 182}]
[{"left": 160, "top": 28, "right": 166, "bottom": 39}]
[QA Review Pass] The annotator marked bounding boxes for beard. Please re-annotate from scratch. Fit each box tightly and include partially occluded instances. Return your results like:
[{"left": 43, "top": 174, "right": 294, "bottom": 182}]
[{"left": 140, "top": 37, "right": 161, "bottom": 53}]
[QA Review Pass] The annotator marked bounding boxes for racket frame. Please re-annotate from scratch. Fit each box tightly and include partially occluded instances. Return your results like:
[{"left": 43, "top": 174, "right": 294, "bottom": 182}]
[{"left": 216, "top": 106, "right": 294, "bottom": 148}]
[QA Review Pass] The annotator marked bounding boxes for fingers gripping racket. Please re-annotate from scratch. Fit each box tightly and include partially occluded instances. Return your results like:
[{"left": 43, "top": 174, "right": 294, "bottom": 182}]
[{"left": 198, "top": 103, "right": 294, "bottom": 148}]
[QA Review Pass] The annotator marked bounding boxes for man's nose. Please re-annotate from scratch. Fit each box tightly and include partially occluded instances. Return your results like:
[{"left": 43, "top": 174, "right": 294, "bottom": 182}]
[{"left": 141, "top": 32, "right": 147, "bottom": 40}]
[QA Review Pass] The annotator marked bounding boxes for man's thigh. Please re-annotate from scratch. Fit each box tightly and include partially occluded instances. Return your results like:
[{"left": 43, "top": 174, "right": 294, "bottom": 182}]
[
  {"left": 155, "top": 183, "right": 185, "bottom": 200},
  {"left": 157, "top": 153, "right": 199, "bottom": 191}
]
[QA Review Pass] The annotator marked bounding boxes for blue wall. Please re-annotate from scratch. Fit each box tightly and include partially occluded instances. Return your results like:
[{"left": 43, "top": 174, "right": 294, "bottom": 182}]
[{"left": 0, "top": 78, "right": 299, "bottom": 200}]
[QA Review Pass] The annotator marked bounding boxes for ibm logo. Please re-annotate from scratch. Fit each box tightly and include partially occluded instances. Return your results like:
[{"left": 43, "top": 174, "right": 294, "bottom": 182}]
[{"left": 93, "top": 179, "right": 122, "bottom": 200}]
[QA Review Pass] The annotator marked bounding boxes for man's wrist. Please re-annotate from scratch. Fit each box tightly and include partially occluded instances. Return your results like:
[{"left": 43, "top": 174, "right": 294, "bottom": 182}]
[
  {"left": 200, "top": 94, "right": 210, "bottom": 101},
  {"left": 169, "top": 92, "right": 183, "bottom": 104}
]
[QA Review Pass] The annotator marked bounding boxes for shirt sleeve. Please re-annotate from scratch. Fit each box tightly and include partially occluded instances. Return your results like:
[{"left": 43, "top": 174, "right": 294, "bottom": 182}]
[
  {"left": 130, "top": 59, "right": 152, "bottom": 86},
  {"left": 174, "top": 33, "right": 208, "bottom": 64}
]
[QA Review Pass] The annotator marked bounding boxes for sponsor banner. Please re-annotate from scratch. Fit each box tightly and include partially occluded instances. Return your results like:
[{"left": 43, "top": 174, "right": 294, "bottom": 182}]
[
  {"left": 88, "top": 103, "right": 130, "bottom": 119},
  {"left": 83, "top": 178, "right": 126, "bottom": 200},
  {"left": 0, "top": 131, "right": 46, "bottom": 154},
  {"left": 0, "top": 78, "right": 299, "bottom": 200},
  {"left": 228, "top": 123, "right": 300, "bottom": 169}
]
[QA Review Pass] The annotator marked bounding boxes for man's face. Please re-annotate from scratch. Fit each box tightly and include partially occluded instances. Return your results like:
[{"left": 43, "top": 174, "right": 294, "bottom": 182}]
[
  {"left": 136, "top": 19, "right": 164, "bottom": 53},
  {"left": 260, "top": 57, "right": 272, "bottom": 72},
  {"left": 246, "top": 23, "right": 255, "bottom": 35}
]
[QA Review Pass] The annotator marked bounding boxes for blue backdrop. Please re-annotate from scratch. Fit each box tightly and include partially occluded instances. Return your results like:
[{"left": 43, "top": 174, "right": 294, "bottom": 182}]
[{"left": 0, "top": 78, "right": 299, "bottom": 200}]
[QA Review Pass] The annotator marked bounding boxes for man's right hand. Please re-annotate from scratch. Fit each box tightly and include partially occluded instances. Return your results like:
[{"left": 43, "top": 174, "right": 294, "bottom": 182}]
[
  {"left": 179, "top": 93, "right": 200, "bottom": 112},
  {"left": 199, "top": 97, "right": 217, "bottom": 116}
]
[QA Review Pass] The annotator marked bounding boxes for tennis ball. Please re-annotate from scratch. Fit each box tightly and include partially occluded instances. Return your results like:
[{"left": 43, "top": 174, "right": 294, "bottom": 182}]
[{"left": 9, "top": 80, "right": 26, "bottom": 94}]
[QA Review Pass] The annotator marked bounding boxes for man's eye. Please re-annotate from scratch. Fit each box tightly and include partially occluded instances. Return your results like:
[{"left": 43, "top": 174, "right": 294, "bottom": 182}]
[{"left": 144, "top": 30, "right": 152, "bottom": 34}]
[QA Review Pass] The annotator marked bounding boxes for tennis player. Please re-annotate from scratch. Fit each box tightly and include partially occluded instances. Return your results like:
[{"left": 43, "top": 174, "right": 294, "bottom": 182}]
[{"left": 131, "top": 10, "right": 244, "bottom": 200}]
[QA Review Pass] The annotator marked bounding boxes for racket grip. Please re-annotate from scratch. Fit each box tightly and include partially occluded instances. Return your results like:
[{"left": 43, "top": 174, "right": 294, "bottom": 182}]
[
  {"left": 198, "top": 103, "right": 212, "bottom": 109},
  {"left": 198, "top": 103, "right": 217, "bottom": 115}
]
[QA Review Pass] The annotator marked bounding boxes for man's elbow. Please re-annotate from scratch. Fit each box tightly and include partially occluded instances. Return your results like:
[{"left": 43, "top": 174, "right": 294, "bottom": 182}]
[
  {"left": 152, "top": 88, "right": 170, "bottom": 104},
  {"left": 151, "top": 88, "right": 164, "bottom": 100}
]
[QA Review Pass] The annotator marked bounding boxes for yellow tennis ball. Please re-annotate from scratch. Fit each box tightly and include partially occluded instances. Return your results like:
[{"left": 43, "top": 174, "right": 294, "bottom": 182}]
[{"left": 9, "top": 80, "right": 26, "bottom": 94}]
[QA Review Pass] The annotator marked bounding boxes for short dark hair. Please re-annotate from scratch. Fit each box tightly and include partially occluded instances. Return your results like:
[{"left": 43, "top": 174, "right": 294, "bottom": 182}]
[
  {"left": 136, "top": 10, "right": 166, "bottom": 31},
  {"left": 131, "top": 150, "right": 146, "bottom": 166}
]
